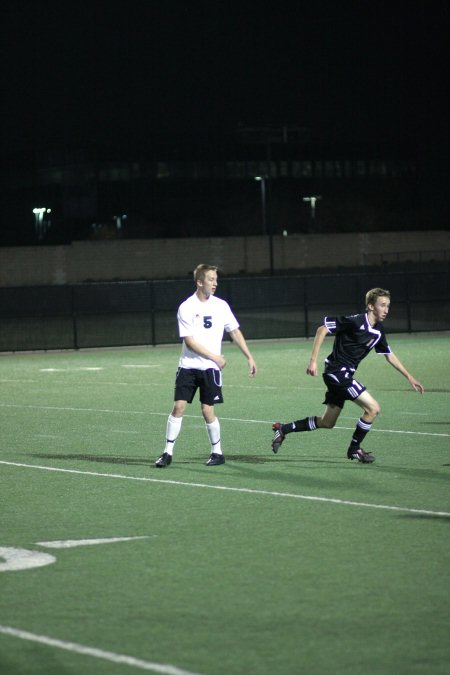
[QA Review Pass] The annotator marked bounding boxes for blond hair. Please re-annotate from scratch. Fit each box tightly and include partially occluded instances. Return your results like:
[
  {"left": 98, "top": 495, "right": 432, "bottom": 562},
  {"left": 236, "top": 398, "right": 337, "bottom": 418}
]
[
  {"left": 193, "top": 264, "right": 218, "bottom": 283},
  {"left": 365, "top": 287, "right": 391, "bottom": 308}
]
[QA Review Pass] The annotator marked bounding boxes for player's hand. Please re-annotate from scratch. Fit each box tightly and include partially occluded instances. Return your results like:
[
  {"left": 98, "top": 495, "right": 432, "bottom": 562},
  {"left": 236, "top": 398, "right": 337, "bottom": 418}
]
[
  {"left": 410, "top": 378, "right": 424, "bottom": 394},
  {"left": 248, "top": 358, "right": 257, "bottom": 377},
  {"left": 215, "top": 355, "right": 226, "bottom": 370},
  {"left": 306, "top": 360, "right": 318, "bottom": 377}
]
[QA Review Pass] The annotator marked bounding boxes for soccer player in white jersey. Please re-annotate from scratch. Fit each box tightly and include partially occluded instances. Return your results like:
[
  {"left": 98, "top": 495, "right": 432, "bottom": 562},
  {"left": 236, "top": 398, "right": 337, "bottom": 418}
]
[
  {"left": 155, "top": 264, "right": 257, "bottom": 467},
  {"left": 272, "top": 288, "right": 424, "bottom": 463}
]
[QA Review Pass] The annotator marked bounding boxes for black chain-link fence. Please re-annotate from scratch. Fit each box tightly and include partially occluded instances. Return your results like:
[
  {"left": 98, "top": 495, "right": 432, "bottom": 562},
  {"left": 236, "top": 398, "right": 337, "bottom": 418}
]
[{"left": 1, "top": 271, "right": 449, "bottom": 352}]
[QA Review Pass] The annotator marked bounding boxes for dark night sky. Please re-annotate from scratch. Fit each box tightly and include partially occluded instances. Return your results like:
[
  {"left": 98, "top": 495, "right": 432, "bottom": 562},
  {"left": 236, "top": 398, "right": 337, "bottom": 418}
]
[{"left": 2, "top": 0, "right": 449, "bottom": 162}]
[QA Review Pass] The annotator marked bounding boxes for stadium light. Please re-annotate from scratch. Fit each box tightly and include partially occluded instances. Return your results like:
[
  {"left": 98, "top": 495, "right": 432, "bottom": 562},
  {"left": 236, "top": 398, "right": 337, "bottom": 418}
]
[
  {"left": 33, "top": 207, "right": 52, "bottom": 241},
  {"left": 255, "top": 176, "right": 274, "bottom": 274},
  {"left": 254, "top": 176, "right": 267, "bottom": 235},
  {"left": 302, "top": 195, "right": 321, "bottom": 219}
]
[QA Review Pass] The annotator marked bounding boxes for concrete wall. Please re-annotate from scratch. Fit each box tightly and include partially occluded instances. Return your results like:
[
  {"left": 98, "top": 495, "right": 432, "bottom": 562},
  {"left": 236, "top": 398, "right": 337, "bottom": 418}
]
[{"left": 0, "top": 231, "right": 448, "bottom": 287}]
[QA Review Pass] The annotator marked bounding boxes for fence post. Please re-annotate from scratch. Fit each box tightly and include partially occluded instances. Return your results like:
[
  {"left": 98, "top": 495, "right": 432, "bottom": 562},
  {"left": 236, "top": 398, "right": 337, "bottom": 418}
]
[
  {"left": 405, "top": 273, "right": 412, "bottom": 333},
  {"left": 303, "top": 276, "right": 310, "bottom": 338},
  {"left": 71, "top": 286, "right": 79, "bottom": 350},
  {"left": 149, "top": 281, "right": 156, "bottom": 346}
]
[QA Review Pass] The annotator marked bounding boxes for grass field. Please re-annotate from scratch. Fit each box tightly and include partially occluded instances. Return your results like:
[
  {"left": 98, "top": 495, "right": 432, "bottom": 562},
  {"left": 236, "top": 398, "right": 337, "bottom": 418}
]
[{"left": 1, "top": 334, "right": 449, "bottom": 675}]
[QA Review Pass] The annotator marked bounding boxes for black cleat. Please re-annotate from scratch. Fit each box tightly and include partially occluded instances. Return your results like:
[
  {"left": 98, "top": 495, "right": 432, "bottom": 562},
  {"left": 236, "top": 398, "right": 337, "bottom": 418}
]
[
  {"left": 347, "top": 447, "right": 375, "bottom": 464},
  {"left": 272, "top": 422, "right": 285, "bottom": 454},
  {"left": 206, "top": 453, "right": 225, "bottom": 466},
  {"left": 155, "top": 452, "right": 172, "bottom": 468}
]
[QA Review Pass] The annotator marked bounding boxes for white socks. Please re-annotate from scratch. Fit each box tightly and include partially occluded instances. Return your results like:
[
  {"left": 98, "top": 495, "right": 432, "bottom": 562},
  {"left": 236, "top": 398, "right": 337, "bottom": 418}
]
[
  {"left": 164, "top": 414, "right": 182, "bottom": 455},
  {"left": 163, "top": 415, "right": 222, "bottom": 456},
  {"left": 206, "top": 418, "right": 222, "bottom": 454}
]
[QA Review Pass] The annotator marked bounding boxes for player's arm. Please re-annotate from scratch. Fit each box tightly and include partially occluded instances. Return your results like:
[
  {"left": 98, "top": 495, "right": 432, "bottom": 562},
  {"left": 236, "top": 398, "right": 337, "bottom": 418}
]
[
  {"left": 306, "top": 325, "right": 329, "bottom": 376},
  {"left": 228, "top": 328, "right": 257, "bottom": 376},
  {"left": 384, "top": 352, "right": 424, "bottom": 393},
  {"left": 183, "top": 336, "right": 226, "bottom": 370}
]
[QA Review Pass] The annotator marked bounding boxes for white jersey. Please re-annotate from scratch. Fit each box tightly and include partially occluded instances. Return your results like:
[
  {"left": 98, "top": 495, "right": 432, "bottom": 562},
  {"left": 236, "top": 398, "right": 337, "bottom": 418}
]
[{"left": 177, "top": 292, "right": 239, "bottom": 370}]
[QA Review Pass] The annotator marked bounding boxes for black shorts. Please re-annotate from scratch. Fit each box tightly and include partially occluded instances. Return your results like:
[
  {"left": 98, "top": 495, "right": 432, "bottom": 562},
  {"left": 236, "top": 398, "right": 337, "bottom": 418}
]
[
  {"left": 322, "top": 368, "right": 366, "bottom": 409},
  {"left": 174, "top": 367, "right": 223, "bottom": 405}
]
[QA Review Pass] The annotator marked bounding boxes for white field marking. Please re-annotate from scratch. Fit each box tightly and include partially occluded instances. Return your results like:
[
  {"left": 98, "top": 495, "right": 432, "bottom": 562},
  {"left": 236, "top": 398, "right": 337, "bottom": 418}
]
[
  {"left": 121, "top": 364, "right": 160, "bottom": 368},
  {"left": 110, "top": 429, "right": 141, "bottom": 434},
  {"left": 36, "top": 536, "right": 150, "bottom": 549},
  {"left": 0, "top": 461, "right": 449, "bottom": 518},
  {"left": 0, "top": 548, "right": 56, "bottom": 571},
  {"left": 226, "top": 383, "right": 325, "bottom": 391},
  {"left": 334, "top": 425, "right": 450, "bottom": 437},
  {"left": 0, "top": 402, "right": 158, "bottom": 415},
  {"left": 0, "top": 402, "right": 449, "bottom": 437},
  {"left": 0, "top": 625, "right": 203, "bottom": 675},
  {"left": 40, "top": 367, "right": 104, "bottom": 372},
  {"left": 342, "top": 412, "right": 431, "bottom": 419},
  {"left": 0, "top": 538, "right": 152, "bottom": 572},
  {"left": 2, "top": 376, "right": 322, "bottom": 392}
]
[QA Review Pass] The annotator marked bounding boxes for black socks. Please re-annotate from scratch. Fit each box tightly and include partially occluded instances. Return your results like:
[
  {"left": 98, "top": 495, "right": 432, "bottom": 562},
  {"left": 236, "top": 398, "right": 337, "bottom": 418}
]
[
  {"left": 282, "top": 417, "right": 318, "bottom": 434},
  {"left": 348, "top": 417, "right": 372, "bottom": 450}
]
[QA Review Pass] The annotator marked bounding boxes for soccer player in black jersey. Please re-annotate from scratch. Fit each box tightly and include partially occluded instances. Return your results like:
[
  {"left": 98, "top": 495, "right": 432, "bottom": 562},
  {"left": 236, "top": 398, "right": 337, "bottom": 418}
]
[{"left": 272, "top": 288, "right": 424, "bottom": 463}]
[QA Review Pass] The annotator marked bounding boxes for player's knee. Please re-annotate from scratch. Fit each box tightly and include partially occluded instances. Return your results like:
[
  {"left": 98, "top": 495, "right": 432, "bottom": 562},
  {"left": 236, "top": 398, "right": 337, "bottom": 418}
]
[
  {"left": 366, "top": 401, "right": 381, "bottom": 420},
  {"left": 172, "top": 401, "right": 186, "bottom": 416},
  {"left": 201, "top": 404, "right": 215, "bottom": 422},
  {"left": 318, "top": 417, "right": 336, "bottom": 429}
]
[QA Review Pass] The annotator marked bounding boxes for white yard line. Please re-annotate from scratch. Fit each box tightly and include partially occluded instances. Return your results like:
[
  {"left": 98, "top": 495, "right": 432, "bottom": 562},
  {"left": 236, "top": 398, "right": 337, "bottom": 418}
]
[
  {"left": 0, "top": 624, "right": 202, "bottom": 675},
  {"left": 0, "top": 402, "right": 448, "bottom": 437},
  {"left": 35, "top": 536, "right": 150, "bottom": 548},
  {"left": 121, "top": 364, "right": 161, "bottom": 368},
  {"left": 0, "top": 460, "right": 449, "bottom": 518}
]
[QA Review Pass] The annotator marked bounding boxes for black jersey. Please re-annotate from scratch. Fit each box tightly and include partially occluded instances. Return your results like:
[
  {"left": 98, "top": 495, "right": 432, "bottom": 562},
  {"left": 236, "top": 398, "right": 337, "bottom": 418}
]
[{"left": 323, "top": 312, "right": 391, "bottom": 372}]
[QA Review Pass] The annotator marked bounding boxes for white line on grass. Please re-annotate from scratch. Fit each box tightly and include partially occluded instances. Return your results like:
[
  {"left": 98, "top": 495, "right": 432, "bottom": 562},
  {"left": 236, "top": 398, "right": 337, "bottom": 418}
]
[
  {"left": 40, "top": 367, "right": 104, "bottom": 372},
  {"left": 36, "top": 536, "right": 150, "bottom": 548},
  {"left": 0, "top": 379, "right": 38, "bottom": 384},
  {"left": 121, "top": 364, "right": 161, "bottom": 368},
  {"left": 0, "top": 402, "right": 448, "bottom": 437},
  {"left": 0, "top": 624, "right": 202, "bottom": 675},
  {"left": 110, "top": 429, "right": 141, "bottom": 434},
  {"left": 335, "top": 425, "right": 448, "bottom": 437},
  {"left": 1, "top": 460, "right": 449, "bottom": 518}
]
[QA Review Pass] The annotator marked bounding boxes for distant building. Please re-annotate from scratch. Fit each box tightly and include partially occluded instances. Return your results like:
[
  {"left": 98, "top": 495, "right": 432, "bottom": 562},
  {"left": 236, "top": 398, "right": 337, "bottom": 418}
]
[{"left": 2, "top": 125, "right": 445, "bottom": 245}]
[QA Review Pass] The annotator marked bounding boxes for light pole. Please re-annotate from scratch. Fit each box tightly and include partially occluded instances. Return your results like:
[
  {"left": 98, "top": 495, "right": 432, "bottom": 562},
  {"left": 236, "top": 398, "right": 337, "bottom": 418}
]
[
  {"left": 33, "top": 207, "right": 52, "bottom": 241},
  {"left": 303, "top": 195, "right": 321, "bottom": 233},
  {"left": 255, "top": 175, "right": 274, "bottom": 274},
  {"left": 254, "top": 175, "right": 267, "bottom": 235}
]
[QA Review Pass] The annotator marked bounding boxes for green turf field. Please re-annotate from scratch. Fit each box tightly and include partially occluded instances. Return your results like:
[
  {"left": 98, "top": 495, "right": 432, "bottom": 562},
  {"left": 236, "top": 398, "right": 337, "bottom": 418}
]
[{"left": 1, "top": 334, "right": 449, "bottom": 675}]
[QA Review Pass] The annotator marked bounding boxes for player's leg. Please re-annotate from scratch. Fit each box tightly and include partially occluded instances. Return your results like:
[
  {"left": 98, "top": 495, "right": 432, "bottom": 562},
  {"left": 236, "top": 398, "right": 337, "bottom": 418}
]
[
  {"left": 201, "top": 402, "right": 224, "bottom": 463},
  {"left": 200, "top": 369, "right": 225, "bottom": 466},
  {"left": 155, "top": 369, "right": 195, "bottom": 467},
  {"left": 155, "top": 402, "right": 186, "bottom": 467},
  {"left": 353, "top": 389, "right": 381, "bottom": 422},
  {"left": 165, "top": 399, "right": 187, "bottom": 451},
  {"left": 272, "top": 388, "right": 344, "bottom": 454},
  {"left": 316, "top": 403, "right": 342, "bottom": 429},
  {"left": 347, "top": 390, "right": 380, "bottom": 463}
]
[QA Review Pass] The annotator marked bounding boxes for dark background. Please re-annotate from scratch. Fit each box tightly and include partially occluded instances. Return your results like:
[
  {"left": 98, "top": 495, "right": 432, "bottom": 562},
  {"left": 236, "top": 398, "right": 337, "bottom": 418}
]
[{"left": 2, "top": 0, "right": 448, "bottom": 244}]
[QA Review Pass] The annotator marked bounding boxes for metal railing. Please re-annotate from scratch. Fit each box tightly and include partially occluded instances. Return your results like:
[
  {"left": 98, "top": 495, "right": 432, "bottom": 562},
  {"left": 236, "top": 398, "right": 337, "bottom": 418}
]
[{"left": 1, "top": 270, "right": 449, "bottom": 352}]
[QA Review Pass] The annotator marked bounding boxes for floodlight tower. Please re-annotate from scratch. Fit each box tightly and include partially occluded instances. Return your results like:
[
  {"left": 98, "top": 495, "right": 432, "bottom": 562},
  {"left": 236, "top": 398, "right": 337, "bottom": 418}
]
[
  {"left": 255, "top": 175, "right": 274, "bottom": 274},
  {"left": 303, "top": 195, "right": 322, "bottom": 233},
  {"left": 302, "top": 195, "right": 321, "bottom": 219},
  {"left": 254, "top": 175, "right": 268, "bottom": 235}
]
